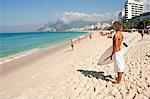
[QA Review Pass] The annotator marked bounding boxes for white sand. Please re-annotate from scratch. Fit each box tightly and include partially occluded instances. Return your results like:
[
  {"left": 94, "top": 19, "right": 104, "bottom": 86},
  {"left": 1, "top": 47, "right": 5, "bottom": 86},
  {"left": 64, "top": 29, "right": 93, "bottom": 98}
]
[{"left": 0, "top": 31, "right": 150, "bottom": 99}]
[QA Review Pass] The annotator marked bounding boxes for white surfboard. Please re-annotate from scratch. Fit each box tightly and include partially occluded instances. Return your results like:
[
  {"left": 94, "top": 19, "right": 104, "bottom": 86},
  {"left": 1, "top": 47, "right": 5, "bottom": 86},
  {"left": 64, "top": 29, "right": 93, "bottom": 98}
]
[
  {"left": 97, "top": 33, "right": 140, "bottom": 65},
  {"left": 97, "top": 46, "right": 113, "bottom": 65}
]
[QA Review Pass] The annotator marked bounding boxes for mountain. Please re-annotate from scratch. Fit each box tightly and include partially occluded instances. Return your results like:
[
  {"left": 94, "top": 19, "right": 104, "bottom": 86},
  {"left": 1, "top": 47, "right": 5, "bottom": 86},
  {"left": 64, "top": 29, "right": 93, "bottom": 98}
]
[
  {"left": 38, "top": 19, "right": 69, "bottom": 32},
  {"left": 68, "top": 20, "right": 96, "bottom": 28},
  {"left": 37, "top": 19, "right": 111, "bottom": 32},
  {"left": 50, "top": 19, "right": 69, "bottom": 31}
]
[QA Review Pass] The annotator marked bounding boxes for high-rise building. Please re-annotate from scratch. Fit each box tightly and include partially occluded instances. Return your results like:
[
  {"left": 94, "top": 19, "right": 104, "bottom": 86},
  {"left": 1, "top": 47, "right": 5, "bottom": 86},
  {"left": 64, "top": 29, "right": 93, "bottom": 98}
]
[
  {"left": 118, "top": 9, "right": 125, "bottom": 22},
  {"left": 124, "top": 0, "right": 144, "bottom": 19},
  {"left": 137, "top": 0, "right": 150, "bottom": 12}
]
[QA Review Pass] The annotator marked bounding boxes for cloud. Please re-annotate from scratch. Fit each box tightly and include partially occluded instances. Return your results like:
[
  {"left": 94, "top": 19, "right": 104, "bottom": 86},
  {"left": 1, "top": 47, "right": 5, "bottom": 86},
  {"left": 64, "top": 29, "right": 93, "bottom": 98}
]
[{"left": 56, "top": 12, "right": 118, "bottom": 23}]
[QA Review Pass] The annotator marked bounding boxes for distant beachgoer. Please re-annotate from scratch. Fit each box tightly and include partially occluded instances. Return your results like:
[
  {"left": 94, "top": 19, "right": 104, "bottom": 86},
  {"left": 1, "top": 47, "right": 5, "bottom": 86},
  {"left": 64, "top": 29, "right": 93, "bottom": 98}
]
[
  {"left": 111, "top": 21, "right": 125, "bottom": 84},
  {"left": 101, "top": 32, "right": 104, "bottom": 36},
  {"left": 139, "top": 29, "right": 144, "bottom": 40},
  {"left": 89, "top": 34, "right": 92, "bottom": 39},
  {"left": 71, "top": 39, "right": 74, "bottom": 50},
  {"left": 78, "top": 37, "right": 80, "bottom": 43}
]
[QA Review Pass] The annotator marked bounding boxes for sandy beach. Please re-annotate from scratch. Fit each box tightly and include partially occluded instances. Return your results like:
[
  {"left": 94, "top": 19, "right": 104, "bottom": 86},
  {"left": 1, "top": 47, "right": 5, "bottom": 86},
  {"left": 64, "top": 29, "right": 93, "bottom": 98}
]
[{"left": 0, "top": 31, "right": 150, "bottom": 99}]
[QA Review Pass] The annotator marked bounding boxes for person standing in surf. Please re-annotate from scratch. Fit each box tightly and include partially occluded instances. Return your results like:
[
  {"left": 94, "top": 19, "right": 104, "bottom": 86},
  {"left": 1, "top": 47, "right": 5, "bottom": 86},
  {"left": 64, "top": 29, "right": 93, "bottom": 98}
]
[
  {"left": 111, "top": 21, "right": 125, "bottom": 84},
  {"left": 70, "top": 39, "right": 74, "bottom": 50}
]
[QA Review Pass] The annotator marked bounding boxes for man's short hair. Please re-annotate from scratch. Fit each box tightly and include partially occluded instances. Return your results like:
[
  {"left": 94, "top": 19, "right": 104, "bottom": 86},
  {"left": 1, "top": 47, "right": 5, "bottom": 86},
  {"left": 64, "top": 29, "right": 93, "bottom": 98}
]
[{"left": 113, "top": 21, "right": 122, "bottom": 31}]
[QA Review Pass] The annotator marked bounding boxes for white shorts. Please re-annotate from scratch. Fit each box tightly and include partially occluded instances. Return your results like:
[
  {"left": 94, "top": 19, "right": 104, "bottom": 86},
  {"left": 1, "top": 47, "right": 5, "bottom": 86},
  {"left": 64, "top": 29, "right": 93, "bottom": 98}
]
[{"left": 114, "top": 50, "right": 126, "bottom": 72}]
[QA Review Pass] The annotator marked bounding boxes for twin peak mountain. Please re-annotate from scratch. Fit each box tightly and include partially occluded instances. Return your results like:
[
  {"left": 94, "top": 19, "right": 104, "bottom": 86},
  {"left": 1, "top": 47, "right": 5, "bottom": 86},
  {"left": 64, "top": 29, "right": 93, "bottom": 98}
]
[{"left": 37, "top": 19, "right": 96, "bottom": 32}]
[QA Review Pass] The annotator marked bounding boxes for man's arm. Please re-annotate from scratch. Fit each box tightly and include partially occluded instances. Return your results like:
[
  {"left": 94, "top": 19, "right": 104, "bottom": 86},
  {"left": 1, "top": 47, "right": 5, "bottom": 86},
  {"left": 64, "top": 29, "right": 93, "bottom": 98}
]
[
  {"left": 114, "top": 35, "right": 119, "bottom": 53},
  {"left": 111, "top": 35, "right": 119, "bottom": 60}
]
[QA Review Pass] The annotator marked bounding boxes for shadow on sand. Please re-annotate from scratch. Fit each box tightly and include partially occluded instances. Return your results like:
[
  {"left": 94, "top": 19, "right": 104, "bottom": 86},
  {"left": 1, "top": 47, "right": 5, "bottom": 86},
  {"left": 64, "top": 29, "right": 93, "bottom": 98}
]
[{"left": 77, "top": 69, "right": 114, "bottom": 82}]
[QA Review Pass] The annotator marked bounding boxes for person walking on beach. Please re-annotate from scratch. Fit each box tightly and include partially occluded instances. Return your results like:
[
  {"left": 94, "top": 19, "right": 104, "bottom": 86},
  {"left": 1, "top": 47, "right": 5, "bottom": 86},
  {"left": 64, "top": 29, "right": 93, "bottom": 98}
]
[
  {"left": 71, "top": 39, "right": 74, "bottom": 50},
  {"left": 111, "top": 21, "right": 125, "bottom": 84},
  {"left": 78, "top": 37, "right": 80, "bottom": 43},
  {"left": 89, "top": 34, "right": 92, "bottom": 40},
  {"left": 139, "top": 29, "right": 144, "bottom": 40}
]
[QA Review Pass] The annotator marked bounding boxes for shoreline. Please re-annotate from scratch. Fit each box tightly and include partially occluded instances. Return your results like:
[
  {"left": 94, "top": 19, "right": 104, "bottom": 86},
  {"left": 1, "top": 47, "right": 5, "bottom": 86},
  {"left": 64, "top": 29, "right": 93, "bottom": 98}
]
[
  {"left": 0, "top": 31, "right": 91, "bottom": 63},
  {"left": 0, "top": 31, "right": 88, "bottom": 59},
  {"left": 0, "top": 42, "right": 70, "bottom": 76},
  {"left": 0, "top": 30, "right": 110, "bottom": 61},
  {"left": 0, "top": 31, "right": 99, "bottom": 76}
]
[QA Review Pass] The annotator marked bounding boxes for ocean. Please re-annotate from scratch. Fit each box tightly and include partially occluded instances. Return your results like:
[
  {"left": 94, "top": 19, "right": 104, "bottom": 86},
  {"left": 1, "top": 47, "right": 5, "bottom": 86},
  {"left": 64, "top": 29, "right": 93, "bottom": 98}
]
[{"left": 0, "top": 32, "right": 87, "bottom": 58}]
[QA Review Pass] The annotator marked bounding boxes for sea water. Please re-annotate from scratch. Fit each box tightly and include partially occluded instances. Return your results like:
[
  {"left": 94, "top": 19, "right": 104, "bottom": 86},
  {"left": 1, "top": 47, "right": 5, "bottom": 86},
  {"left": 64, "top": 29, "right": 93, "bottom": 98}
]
[{"left": 0, "top": 32, "right": 87, "bottom": 58}]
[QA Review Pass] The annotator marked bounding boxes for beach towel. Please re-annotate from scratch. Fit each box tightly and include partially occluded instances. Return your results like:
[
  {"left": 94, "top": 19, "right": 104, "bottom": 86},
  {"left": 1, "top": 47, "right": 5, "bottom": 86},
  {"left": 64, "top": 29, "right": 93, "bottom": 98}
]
[{"left": 114, "top": 50, "right": 126, "bottom": 72}]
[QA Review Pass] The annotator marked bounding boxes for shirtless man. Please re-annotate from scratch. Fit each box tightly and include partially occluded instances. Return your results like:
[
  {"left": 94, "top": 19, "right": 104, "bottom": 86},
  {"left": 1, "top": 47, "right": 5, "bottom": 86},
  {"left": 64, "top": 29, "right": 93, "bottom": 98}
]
[{"left": 111, "top": 21, "right": 125, "bottom": 84}]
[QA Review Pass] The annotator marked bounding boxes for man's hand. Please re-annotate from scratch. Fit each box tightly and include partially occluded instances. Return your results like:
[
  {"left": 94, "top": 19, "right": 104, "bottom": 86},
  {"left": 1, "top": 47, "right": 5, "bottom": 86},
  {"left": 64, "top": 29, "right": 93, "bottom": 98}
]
[{"left": 111, "top": 53, "right": 114, "bottom": 60}]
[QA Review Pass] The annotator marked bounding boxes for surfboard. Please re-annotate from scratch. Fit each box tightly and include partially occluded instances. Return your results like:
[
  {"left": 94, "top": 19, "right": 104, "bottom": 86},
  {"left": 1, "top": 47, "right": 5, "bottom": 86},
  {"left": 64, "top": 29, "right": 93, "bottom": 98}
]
[
  {"left": 97, "top": 46, "right": 113, "bottom": 65},
  {"left": 97, "top": 33, "right": 140, "bottom": 65}
]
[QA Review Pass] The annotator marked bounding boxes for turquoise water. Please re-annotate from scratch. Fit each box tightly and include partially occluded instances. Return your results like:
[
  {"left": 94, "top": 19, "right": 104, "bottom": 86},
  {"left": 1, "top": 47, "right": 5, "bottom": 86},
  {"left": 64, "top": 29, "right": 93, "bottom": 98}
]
[{"left": 0, "top": 32, "right": 87, "bottom": 58}]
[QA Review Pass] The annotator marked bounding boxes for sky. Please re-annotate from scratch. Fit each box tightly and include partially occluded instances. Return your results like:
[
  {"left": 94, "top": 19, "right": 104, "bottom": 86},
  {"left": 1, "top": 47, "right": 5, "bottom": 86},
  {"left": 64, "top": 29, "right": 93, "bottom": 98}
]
[{"left": 0, "top": 0, "right": 149, "bottom": 32}]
